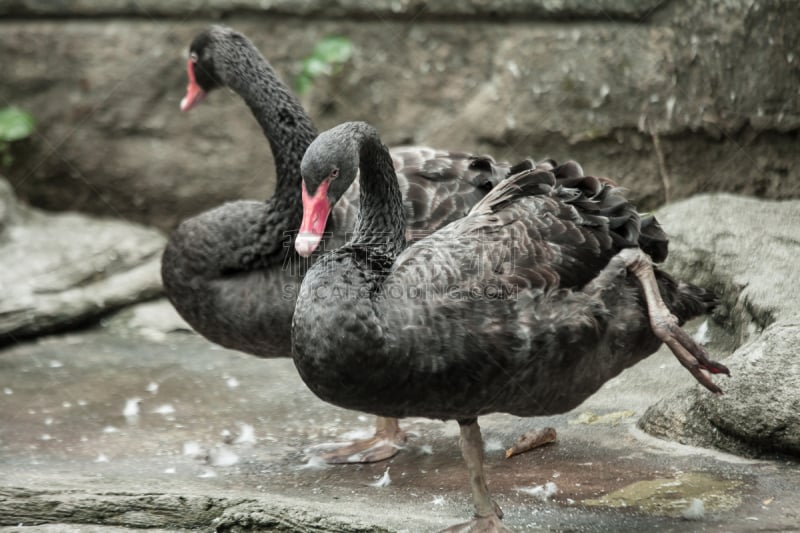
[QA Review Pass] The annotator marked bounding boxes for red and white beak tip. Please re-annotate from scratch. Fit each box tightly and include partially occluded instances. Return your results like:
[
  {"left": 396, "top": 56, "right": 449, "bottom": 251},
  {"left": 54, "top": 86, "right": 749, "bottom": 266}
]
[
  {"left": 295, "top": 232, "right": 323, "bottom": 258},
  {"left": 180, "top": 58, "right": 206, "bottom": 112},
  {"left": 296, "top": 179, "right": 333, "bottom": 257},
  {"left": 180, "top": 84, "right": 206, "bottom": 112}
]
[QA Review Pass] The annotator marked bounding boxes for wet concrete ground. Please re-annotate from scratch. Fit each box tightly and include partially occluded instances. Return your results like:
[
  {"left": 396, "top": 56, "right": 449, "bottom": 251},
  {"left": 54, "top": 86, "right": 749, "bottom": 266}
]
[{"left": 1, "top": 301, "right": 798, "bottom": 532}]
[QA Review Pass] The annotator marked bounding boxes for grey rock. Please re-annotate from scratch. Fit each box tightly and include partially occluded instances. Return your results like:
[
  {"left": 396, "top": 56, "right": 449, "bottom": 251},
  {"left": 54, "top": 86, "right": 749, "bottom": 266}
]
[
  {"left": 639, "top": 194, "right": 800, "bottom": 457},
  {"left": 0, "top": 0, "right": 668, "bottom": 20},
  {"left": 0, "top": 0, "right": 798, "bottom": 230},
  {"left": 0, "top": 486, "right": 391, "bottom": 532},
  {"left": 656, "top": 194, "right": 800, "bottom": 341},
  {"left": 113, "top": 299, "right": 193, "bottom": 335},
  {"left": 0, "top": 526, "right": 179, "bottom": 533},
  {"left": 655, "top": 0, "right": 800, "bottom": 135},
  {"left": 1, "top": 21, "right": 284, "bottom": 231},
  {"left": 0, "top": 177, "right": 165, "bottom": 343}
]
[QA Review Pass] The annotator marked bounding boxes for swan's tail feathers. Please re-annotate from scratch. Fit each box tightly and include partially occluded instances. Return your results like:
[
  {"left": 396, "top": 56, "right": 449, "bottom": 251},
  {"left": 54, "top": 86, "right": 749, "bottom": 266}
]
[
  {"left": 638, "top": 215, "right": 670, "bottom": 263},
  {"left": 655, "top": 268, "right": 719, "bottom": 325},
  {"left": 551, "top": 160, "right": 670, "bottom": 264},
  {"left": 547, "top": 161, "right": 645, "bottom": 255},
  {"left": 461, "top": 154, "right": 505, "bottom": 190},
  {"left": 472, "top": 158, "right": 670, "bottom": 265},
  {"left": 471, "top": 167, "right": 555, "bottom": 215},
  {"left": 506, "top": 158, "right": 537, "bottom": 176}
]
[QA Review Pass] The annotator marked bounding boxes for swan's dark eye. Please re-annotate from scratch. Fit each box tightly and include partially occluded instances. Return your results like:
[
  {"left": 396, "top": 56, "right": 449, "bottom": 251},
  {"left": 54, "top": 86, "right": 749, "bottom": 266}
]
[
  {"left": 189, "top": 51, "right": 199, "bottom": 63},
  {"left": 329, "top": 168, "right": 340, "bottom": 180}
]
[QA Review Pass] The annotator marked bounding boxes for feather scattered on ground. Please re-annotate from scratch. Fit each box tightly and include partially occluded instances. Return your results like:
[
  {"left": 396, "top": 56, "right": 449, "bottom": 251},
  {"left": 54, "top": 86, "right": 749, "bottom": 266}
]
[
  {"left": 484, "top": 438, "right": 505, "bottom": 452},
  {"left": 516, "top": 481, "right": 558, "bottom": 502},
  {"left": 417, "top": 444, "right": 434, "bottom": 455},
  {"left": 234, "top": 423, "right": 256, "bottom": 445},
  {"left": 683, "top": 498, "right": 705, "bottom": 520},
  {"left": 207, "top": 446, "right": 239, "bottom": 467},
  {"left": 151, "top": 404, "right": 175, "bottom": 415},
  {"left": 298, "top": 455, "right": 329, "bottom": 470},
  {"left": 693, "top": 320, "right": 711, "bottom": 345},
  {"left": 182, "top": 440, "right": 203, "bottom": 457},
  {"left": 338, "top": 428, "right": 375, "bottom": 441},
  {"left": 369, "top": 467, "right": 392, "bottom": 488},
  {"left": 123, "top": 398, "right": 141, "bottom": 418}
]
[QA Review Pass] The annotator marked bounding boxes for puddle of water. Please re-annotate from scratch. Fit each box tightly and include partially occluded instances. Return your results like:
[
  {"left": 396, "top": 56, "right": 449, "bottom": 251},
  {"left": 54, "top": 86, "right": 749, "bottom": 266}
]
[
  {"left": 583, "top": 472, "right": 742, "bottom": 516},
  {"left": 569, "top": 410, "right": 636, "bottom": 426}
]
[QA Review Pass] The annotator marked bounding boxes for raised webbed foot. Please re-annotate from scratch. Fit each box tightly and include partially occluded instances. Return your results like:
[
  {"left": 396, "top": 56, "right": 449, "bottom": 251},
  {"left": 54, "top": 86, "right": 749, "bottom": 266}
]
[{"left": 616, "top": 248, "right": 730, "bottom": 394}]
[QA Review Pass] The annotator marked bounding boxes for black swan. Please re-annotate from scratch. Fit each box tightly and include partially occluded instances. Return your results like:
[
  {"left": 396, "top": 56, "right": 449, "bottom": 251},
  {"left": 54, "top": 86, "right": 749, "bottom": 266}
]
[
  {"left": 291, "top": 122, "right": 729, "bottom": 531},
  {"left": 162, "top": 26, "right": 524, "bottom": 463}
]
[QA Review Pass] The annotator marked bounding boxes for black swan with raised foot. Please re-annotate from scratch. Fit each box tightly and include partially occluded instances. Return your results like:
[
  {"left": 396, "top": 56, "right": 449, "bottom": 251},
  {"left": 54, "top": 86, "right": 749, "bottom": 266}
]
[
  {"left": 162, "top": 26, "right": 524, "bottom": 463},
  {"left": 291, "top": 121, "right": 729, "bottom": 532}
]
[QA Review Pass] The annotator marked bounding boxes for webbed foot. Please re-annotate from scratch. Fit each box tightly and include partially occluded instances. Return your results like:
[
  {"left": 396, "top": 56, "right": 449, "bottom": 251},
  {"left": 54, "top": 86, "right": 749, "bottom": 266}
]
[
  {"left": 618, "top": 248, "right": 730, "bottom": 394},
  {"left": 440, "top": 512, "right": 510, "bottom": 533},
  {"left": 305, "top": 416, "right": 407, "bottom": 464}
]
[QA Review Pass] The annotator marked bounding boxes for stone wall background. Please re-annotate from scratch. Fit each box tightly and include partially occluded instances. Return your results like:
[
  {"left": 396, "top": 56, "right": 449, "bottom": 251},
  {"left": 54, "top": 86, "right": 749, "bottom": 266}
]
[{"left": 1, "top": 0, "right": 798, "bottom": 231}]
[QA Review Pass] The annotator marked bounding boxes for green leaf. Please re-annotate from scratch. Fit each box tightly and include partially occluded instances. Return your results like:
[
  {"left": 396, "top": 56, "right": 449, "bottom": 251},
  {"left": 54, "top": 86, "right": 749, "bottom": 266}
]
[
  {"left": 0, "top": 107, "right": 35, "bottom": 142},
  {"left": 295, "top": 74, "right": 312, "bottom": 96},
  {"left": 0, "top": 142, "right": 12, "bottom": 167},
  {"left": 304, "top": 57, "right": 331, "bottom": 78},
  {"left": 312, "top": 36, "right": 353, "bottom": 64},
  {"left": 295, "top": 36, "right": 353, "bottom": 94}
]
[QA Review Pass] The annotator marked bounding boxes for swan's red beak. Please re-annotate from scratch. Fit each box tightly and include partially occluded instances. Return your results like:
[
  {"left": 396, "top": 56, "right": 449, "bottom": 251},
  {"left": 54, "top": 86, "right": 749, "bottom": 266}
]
[
  {"left": 296, "top": 179, "right": 332, "bottom": 257},
  {"left": 180, "top": 59, "right": 206, "bottom": 112}
]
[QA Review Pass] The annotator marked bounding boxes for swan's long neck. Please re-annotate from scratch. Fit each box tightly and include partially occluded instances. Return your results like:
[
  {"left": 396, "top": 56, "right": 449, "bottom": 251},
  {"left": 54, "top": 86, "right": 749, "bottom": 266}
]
[
  {"left": 223, "top": 40, "right": 317, "bottom": 218},
  {"left": 350, "top": 124, "right": 407, "bottom": 260},
  {"left": 292, "top": 123, "right": 407, "bottom": 403}
]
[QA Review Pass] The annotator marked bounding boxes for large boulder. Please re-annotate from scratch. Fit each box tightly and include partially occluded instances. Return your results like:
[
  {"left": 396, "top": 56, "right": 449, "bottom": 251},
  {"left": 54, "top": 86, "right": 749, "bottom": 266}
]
[
  {"left": 639, "top": 194, "right": 800, "bottom": 457},
  {"left": 0, "top": 0, "right": 671, "bottom": 19},
  {"left": 0, "top": 0, "right": 797, "bottom": 231},
  {"left": 0, "top": 177, "right": 164, "bottom": 344}
]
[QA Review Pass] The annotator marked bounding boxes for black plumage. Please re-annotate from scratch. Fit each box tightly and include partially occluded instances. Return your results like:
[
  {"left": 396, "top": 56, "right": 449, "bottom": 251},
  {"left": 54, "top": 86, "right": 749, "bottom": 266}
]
[
  {"left": 292, "top": 122, "right": 728, "bottom": 531},
  {"left": 161, "top": 26, "right": 532, "bottom": 463}
]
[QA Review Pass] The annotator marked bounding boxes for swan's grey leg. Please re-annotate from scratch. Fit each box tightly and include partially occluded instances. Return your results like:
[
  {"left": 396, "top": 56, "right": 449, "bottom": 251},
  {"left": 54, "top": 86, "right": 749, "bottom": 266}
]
[
  {"left": 594, "top": 248, "right": 730, "bottom": 394},
  {"left": 458, "top": 419, "right": 502, "bottom": 519},
  {"left": 376, "top": 416, "right": 404, "bottom": 437},
  {"left": 440, "top": 419, "right": 509, "bottom": 532}
]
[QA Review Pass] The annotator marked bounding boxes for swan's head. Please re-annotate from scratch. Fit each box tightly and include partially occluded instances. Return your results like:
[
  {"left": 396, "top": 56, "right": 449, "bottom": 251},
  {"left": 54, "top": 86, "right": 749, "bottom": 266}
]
[
  {"left": 180, "top": 26, "right": 237, "bottom": 111},
  {"left": 296, "top": 124, "right": 362, "bottom": 257}
]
